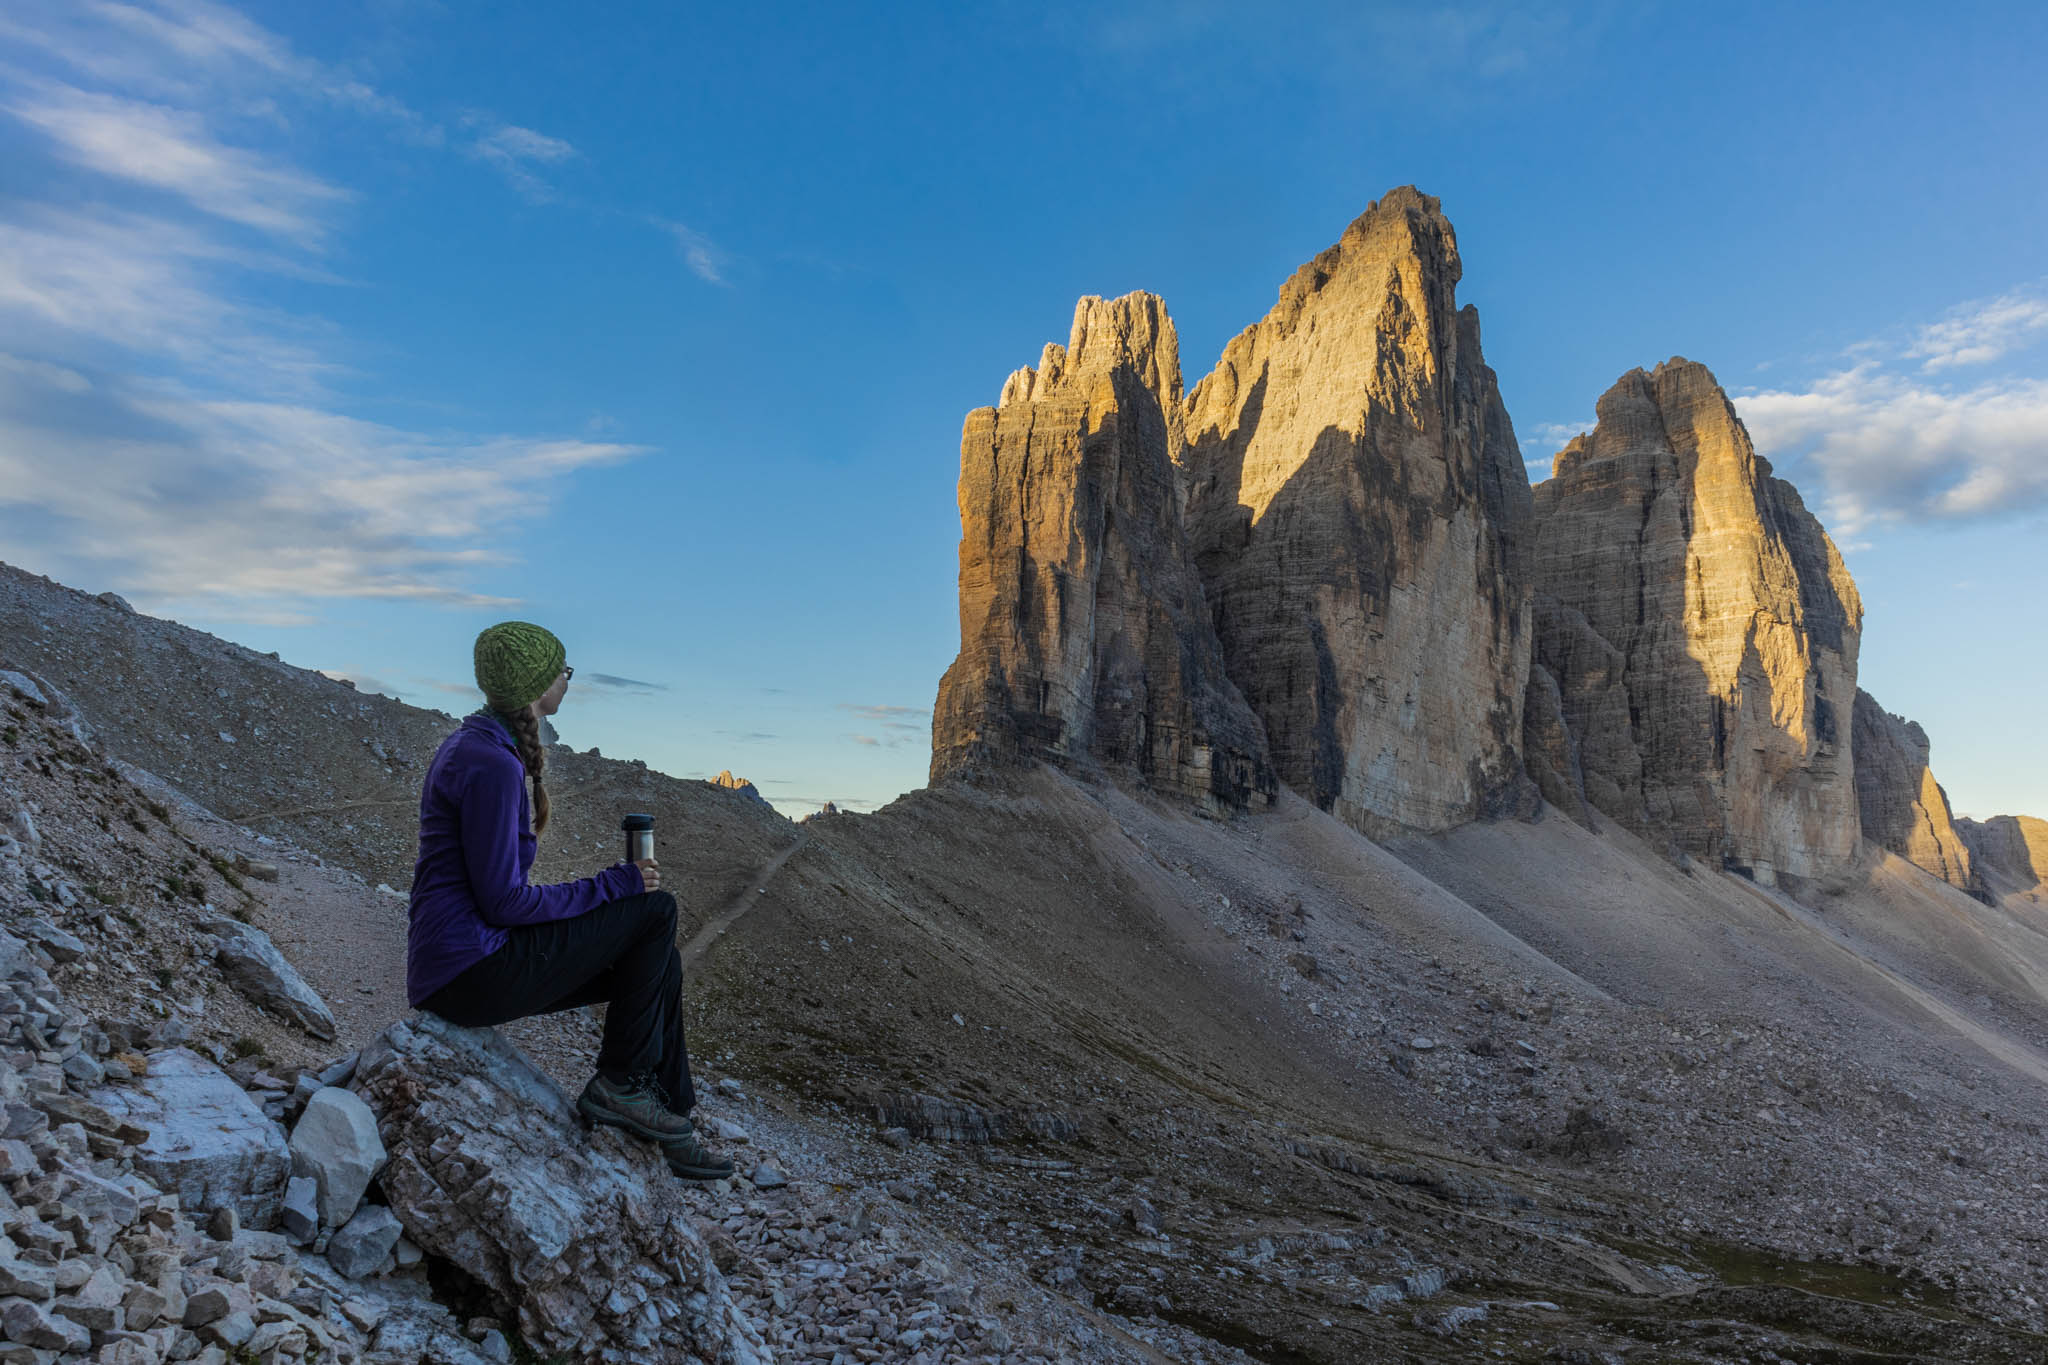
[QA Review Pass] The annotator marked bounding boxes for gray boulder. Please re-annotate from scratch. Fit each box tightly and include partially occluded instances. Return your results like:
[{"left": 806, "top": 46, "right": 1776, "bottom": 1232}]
[
  {"left": 202, "top": 918, "right": 337, "bottom": 1040},
  {"left": 0, "top": 669, "right": 46, "bottom": 704},
  {"left": 90, "top": 1048, "right": 289, "bottom": 1228},
  {"left": 289, "top": 1087, "right": 386, "bottom": 1228},
  {"left": 0, "top": 930, "right": 31, "bottom": 980},
  {"left": 280, "top": 1175, "right": 320, "bottom": 1244},
  {"left": 327, "top": 1204, "right": 404, "bottom": 1278},
  {"left": 2, "top": 1296, "right": 90, "bottom": 1352},
  {"left": 17, "top": 918, "right": 85, "bottom": 964},
  {"left": 356, "top": 1013, "right": 768, "bottom": 1364}
]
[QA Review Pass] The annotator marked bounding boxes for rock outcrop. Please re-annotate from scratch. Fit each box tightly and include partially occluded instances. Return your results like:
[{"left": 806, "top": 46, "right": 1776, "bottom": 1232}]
[
  {"left": 931, "top": 292, "right": 1275, "bottom": 812},
  {"left": 1529, "top": 359, "right": 1863, "bottom": 883},
  {"left": 1852, "top": 690, "right": 1980, "bottom": 895},
  {"left": 1183, "top": 187, "right": 1534, "bottom": 833},
  {"left": 933, "top": 190, "right": 1536, "bottom": 829},
  {"left": 356, "top": 1013, "right": 768, "bottom": 1364},
  {"left": 94, "top": 1048, "right": 292, "bottom": 1230},
  {"left": 710, "top": 770, "right": 769, "bottom": 806},
  {"left": 203, "top": 916, "right": 338, "bottom": 1040},
  {"left": 1960, "top": 815, "right": 2048, "bottom": 907}
]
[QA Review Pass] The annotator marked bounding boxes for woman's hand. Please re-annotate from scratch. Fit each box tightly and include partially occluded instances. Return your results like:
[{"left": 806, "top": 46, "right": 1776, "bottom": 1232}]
[{"left": 635, "top": 858, "right": 661, "bottom": 894}]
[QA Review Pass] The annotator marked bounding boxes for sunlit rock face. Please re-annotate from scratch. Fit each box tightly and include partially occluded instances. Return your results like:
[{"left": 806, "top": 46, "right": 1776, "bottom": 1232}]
[
  {"left": 1852, "top": 689, "right": 1981, "bottom": 896},
  {"left": 930, "top": 292, "right": 1275, "bottom": 812},
  {"left": 1530, "top": 359, "right": 1864, "bottom": 883},
  {"left": 1180, "top": 187, "right": 1535, "bottom": 834}
]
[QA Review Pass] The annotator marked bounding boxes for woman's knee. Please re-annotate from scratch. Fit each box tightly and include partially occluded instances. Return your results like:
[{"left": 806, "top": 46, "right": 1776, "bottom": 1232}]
[{"left": 646, "top": 889, "right": 679, "bottom": 931}]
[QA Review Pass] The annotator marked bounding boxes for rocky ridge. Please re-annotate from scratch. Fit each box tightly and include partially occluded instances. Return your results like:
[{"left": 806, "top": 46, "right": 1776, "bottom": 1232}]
[
  {"left": 1529, "top": 358, "right": 1863, "bottom": 884},
  {"left": 930, "top": 292, "right": 1274, "bottom": 813},
  {"left": 1852, "top": 689, "right": 1981, "bottom": 897},
  {"left": 934, "top": 189, "right": 1531, "bottom": 833},
  {"left": 932, "top": 191, "right": 2039, "bottom": 912},
  {"left": 1961, "top": 814, "right": 2048, "bottom": 909}
]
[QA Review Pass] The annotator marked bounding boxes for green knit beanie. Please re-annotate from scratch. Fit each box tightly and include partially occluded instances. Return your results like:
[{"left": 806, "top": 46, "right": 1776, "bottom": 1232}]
[{"left": 473, "top": 621, "right": 566, "bottom": 712}]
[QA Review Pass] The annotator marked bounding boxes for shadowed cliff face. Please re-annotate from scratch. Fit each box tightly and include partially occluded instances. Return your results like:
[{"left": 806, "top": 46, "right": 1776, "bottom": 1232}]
[
  {"left": 930, "top": 292, "right": 1274, "bottom": 811},
  {"left": 1181, "top": 187, "right": 1534, "bottom": 833},
  {"left": 1961, "top": 815, "right": 2048, "bottom": 908},
  {"left": 1852, "top": 688, "right": 1982, "bottom": 897},
  {"left": 1530, "top": 359, "right": 1864, "bottom": 883}
]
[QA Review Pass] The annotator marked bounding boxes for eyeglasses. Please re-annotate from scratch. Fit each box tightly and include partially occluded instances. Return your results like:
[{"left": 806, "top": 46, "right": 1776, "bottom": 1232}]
[{"left": 563, "top": 665, "right": 574, "bottom": 681}]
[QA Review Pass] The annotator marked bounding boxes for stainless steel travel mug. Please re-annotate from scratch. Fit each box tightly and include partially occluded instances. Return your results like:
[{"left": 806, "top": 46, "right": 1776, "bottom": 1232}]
[{"left": 622, "top": 813, "right": 654, "bottom": 864}]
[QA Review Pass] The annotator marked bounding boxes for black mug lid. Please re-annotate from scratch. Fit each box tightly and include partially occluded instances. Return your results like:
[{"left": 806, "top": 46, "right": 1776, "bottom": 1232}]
[{"left": 621, "top": 813, "right": 655, "bottom": 831}]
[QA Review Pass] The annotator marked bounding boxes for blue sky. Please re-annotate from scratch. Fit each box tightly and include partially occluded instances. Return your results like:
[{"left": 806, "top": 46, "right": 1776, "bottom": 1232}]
[{"left": 0, "top": 1, "right": 2043, "bottom": 821}]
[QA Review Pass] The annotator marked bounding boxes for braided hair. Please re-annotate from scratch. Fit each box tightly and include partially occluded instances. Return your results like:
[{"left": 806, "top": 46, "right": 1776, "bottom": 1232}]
[{"left": 498, "top": 704, "right": 553, "bottom": 836}]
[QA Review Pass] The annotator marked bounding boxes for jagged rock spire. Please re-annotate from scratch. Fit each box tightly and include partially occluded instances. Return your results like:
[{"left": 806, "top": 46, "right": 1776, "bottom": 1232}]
[
  {"left": 1530, "top": 358, "right": 1863, "bottom": 883},
  {"left": 1181, "top": 187, "right": 1534, "bottom": 832},
  {"left": 931, "top": 292, "right": 1274, "bottom": 812}
]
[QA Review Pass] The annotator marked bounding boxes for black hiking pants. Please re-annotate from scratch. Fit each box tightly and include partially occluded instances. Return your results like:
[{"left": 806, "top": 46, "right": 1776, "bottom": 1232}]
[{"left": 421, "top": 890, "right": 696, "bottom": 1113}]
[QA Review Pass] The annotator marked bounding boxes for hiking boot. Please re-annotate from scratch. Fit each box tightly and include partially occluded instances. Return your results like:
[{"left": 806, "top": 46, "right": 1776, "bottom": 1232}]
[
  {"left": 661, "top": 1122, "right": 735, "bottom": 1182},
  {"left": 577, "top": 1072, "right": 693, "bottom": 1144}
]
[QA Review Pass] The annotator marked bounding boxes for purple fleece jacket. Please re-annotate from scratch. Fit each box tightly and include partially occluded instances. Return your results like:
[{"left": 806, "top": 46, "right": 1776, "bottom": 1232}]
[{"left": 406, "top": 711, "right": 642, "bottom": 1005}]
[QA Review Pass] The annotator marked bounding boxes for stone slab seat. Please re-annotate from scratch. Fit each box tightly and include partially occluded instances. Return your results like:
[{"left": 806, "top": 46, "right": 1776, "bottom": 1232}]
[{"left": 354, "top": 1013, "right": 769, "bottom": 1365}]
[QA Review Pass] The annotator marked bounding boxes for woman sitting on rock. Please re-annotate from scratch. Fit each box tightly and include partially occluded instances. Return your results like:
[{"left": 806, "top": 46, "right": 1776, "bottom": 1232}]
[{"left": 404, "top": 621, "right": 731, "bottom": 1181}]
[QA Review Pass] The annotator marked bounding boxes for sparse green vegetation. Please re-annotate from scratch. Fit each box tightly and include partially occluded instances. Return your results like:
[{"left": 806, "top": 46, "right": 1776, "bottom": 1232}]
[
  {"left": 204, "top": 851, "right": 245, "bottom": 891},
  {"left": 160, "top": 873, "right": 205, "bottom": 903},
  {"left": 230, "top": 1037, "right": 265, "bottom": 1060},
  {"left": 2, "top": 726, "right": 16, "bottom": 747},
  {"left": 154, "top": 967, "right": 174, "bottom": 990}
]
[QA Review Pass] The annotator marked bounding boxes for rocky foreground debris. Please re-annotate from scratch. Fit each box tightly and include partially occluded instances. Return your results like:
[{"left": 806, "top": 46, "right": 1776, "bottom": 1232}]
[
  {"left": 0, "top": 915, "right": 1054, "bottom": 1365},
  {"left": 0, "top": 665, "right": 1097, "bottom": 1363},
  {"left": 357, "top": 1012, "right": 767, "bottom": 1364}
]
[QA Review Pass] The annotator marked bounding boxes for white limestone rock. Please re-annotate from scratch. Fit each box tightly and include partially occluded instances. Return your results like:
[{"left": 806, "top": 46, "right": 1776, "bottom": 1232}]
[
  {"left": 288, "top": 1088, "right": 386, "bottom": 1229},
  {"left": 201, "top": 918, "right": 337, "bottom": 1040},
  {"left": 90, "top": 1048, "right": 289, "bottom": 1229}
]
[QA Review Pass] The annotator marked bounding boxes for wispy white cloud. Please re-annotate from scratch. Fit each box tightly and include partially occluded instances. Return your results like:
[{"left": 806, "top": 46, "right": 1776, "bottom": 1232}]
[
  {"left": 1061, "top": 0, "right": 1599, "bottom": 92},
  {"left": 4, "top": 0, "right": 443, "bottom": 140},
  {"left": 0, "top": 205, "right": 348, "bottom": 399},
  {"left": 0, "top": 2, "right": 656, "bottom": 625},
  {"left": 654, "top": 218, "right": 730, "bottom": 284},
  {"left": 1738, "top": 363, "right": 2048, "bottom": 543},
  {"left": 5, "top": 81, "right": 348, "bottom": 241},
  {"left": 467, "top": 119, "right": 576, "bottom": 201},
  {"left": 838, "top": 702, "right": 931, "bottom": 721},
  {"left": 0, "top": 352, "right": 89, "bottom": 394},
  {"left": 0, "top": 208, "right": 337, "bottom": 392},
  {"left": 0, "top": 0, "right": 298, "bottom": 101},
  {"left": 0, "top": 360, "right": 647, "bottom": 623},
  {"left": 1518, "top": 419, "right": 1589, "bottom": 480},
  {"left": 1905, "top": 288, "right": 2048, "bottom": 372},
  {"left": 581, "top": 673, "right": 670, "bottom": 694}
]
